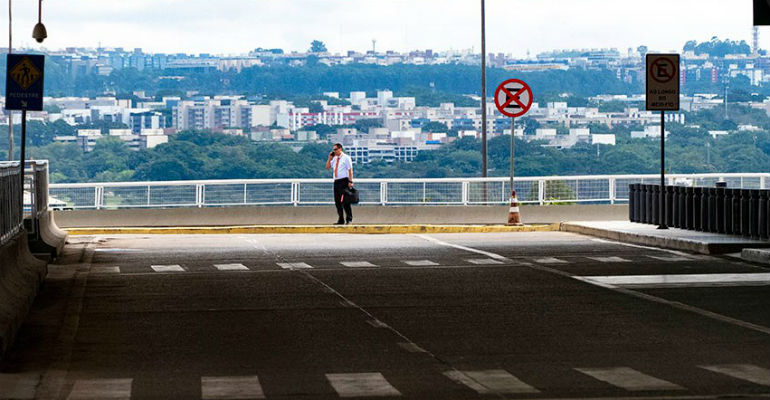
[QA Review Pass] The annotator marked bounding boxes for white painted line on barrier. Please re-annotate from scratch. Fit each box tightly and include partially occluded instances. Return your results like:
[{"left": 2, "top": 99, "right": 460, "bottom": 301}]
[
  {"left": 467, "top": 258, "right": 504, "bottom": 265},
  {"left": 0, "top": 373, "right": 39, "bottom": 399},
  {"left": 588, "top": 256, "right": 632, "bottom": 263},
  {"left": 326, "top": 372, "right": 401, "bottom": 397},
  {"left": 277, "top": 262, "right": 313, "bottom": 270},
  {"left": 575, "top": 367, "right": 684, "bottom": 391},
  {"left": 403, "top": 260, "right": 439, "bottom": 266},
  {"left": 341, "top": 261, "right": 377, "bottom": 268},
  {"left": 150, "top": 265, "right": 184, "bottom": 272},
  {"left": 214, "top": 263, "right": 249, "bottom": 271},
  {"left": 533, "top": 257, "right": 568, "bottom": 264},
  {"left": 444, "top": 370, "right": 539, "bottom": 394},
  {"left": 700, "top": 364, "right": 770, "bottom": 386},
  {"left": 578, "top": 273, "right": 770, "bottom": 288},
  {"left": 201, "top": 376, "right": 265, "bottom": 399},
  {"left": 67, "top": 378, "right": 133, "bottom": 400}
]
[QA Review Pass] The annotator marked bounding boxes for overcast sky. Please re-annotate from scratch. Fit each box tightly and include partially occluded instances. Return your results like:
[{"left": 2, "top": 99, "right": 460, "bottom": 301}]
[{"left": 3, "top": 0, "right": 762, "bottom": 56}]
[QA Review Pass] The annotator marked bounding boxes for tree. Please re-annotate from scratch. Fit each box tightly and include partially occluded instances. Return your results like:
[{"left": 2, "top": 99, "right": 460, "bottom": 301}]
[
  {"left": 422, "top": 121, "right": 448, "bottom": 133},
  {"left": 310, "top": 40, "right": 327, "bottom": 53}
]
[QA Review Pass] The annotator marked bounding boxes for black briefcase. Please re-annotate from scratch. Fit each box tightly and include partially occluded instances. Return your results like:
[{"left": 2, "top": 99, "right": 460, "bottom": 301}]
[{"left": 343, "top": 187, "right": 359, "bottom": 204}]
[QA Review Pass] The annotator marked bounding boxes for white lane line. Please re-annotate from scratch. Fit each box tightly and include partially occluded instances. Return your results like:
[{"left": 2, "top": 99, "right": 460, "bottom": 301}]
[
  {"left": 578, "top": 273, "right": 770, "bottom": 288},
  {"left": 91, "top": 266, "right": 120, "bottom": 274},
  {"left": 67, "top": 378, "right": 133, "bottom": 400},
  {"left": 575, "top": 367, "right": 684, "bottom": 391},
  {"left": 467, "top": 258, "right": 504, "bottom": 265},
  {"left": 214, "top": 263, "right": 249, "bottom": 271},
  {"left": 414, "top": 234, "right": 511, "bottom": 261},
  {"left": 444, "top": 370, "right": 539, "bottom": 394},
  {"left": 367, "top": 319, "right": 389, "bottom": 328},
  {"left": 403, "top": 260, "right": 439, "bottom": 266},
  {"left": 277, "top": 262, "right": 313, "bottom": 270},
  {"left": 647, "top": 255, "right": 693, "bottom": 262},
  {"left": 326, "top": 372, "right": 401, "bottom": 397},
  {"left": 201, "top": 376, "right": 265, "bottom": 399},
  {"left": 397, "top": 342, "right": 427, "bottom": 353},
  {"left": 0, "top": 373, "right": 39, "bottom": 399},
  {"left": 341, "top": 261, "right": 377, "bottom": 268},
  {"left": 533, "top": 257, "right": 569, "bottom": 264},
  {"left": 150, "top": 265, "right": 184, "bottom": 272},
  {"left": 588, "top": 256, "right": 631, "bottom": 263},
  {"left": 700, "top": 364, "right": 770, "bottom": 386},
  {"left": 94, "top": 248, "right": 141, "bottom": 253}
]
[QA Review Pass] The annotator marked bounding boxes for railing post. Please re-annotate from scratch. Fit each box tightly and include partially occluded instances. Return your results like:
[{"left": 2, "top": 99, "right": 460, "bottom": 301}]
[
  {"left": 461, "top": 181, "right": 469, "bottom": 205},
  {"left": 196, "top": 184, "right": 204, "bottom": 208},
  {"left": 609, "top": 178, "right": 616, "bottom": 205},
  {"left": 538, "top": 180, "right": 545, "bottom": 205},
  {"left": 380, "top": 182, "right": 388, "bottom": 205},
  {"left": 243, "top": 183, "right": 248, "bottom": 205},
  {"left": 292, "top": 181, "right": 300, "bottom": 206}
]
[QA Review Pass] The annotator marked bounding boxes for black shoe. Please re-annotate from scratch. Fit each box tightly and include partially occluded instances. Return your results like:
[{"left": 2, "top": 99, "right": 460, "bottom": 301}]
[
  {"left": 345, "top": 219, "right": 353, "bottom": 225},
  {"left": 334, "top": 220, "right": 345, "bottom": 225}
]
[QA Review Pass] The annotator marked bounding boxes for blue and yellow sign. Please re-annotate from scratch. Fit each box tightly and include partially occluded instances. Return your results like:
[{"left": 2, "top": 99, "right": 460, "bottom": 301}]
[{"left": 5, "top": 54, "right": 45, "bottom": 111}]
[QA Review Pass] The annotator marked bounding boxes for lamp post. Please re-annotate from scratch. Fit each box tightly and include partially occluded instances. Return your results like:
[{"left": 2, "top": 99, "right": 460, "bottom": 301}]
[
  {"left": 7, "top": 0, "right": 13, "bottom": 161},
  {"left": 480, "top": 0, "right": 487, "bottom": 178}
]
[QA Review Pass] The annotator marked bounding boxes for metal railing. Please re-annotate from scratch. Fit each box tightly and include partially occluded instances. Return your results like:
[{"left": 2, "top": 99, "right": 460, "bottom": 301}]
[
  {"left": 48, "top": 173, "right": 770, "bottom": 210},
  {"left": 0, "top": 162, "right": 23, "bottom": 247}
]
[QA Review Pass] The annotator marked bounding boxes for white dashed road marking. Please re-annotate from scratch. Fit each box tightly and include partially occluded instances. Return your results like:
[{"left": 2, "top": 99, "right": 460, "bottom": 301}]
[
  {"left": 647, "top": 255, "right": 693, "bottom": 262},
  {"left": 325, "top": 372, "right": 401, "bottom": 397},
  {"left": 0, "top": 373, "right": 39, "bottom": 399},
  {"left": 466, "top": 258, "right": 504, "bottom": 265},
  {"left": 403, "top": 260, "right": 439, "bottom": 266},
  {"left": 700, "top": 364, "right": 770, "bottom": 386},
  {"left": 577, "top": 273, "right": 770, "bottom": 289},
  {"left": 575, "top": 367, "right": 684, "bottom": 391},
  {"left": 277, "top": 262, "right": 313, "bottom": 270},
  {"left": 341, "top": 261, "right": 377, "bottom": 268},
  {"left": 444, "top": 369, "right": 539, "bottom": 394},
  {"left": 213, "top": 263, "right": 249, "bottom": 271},
  {"left": 201, "top": 375, "right": 265, "bottom": 399},
  {"left": 587, "top": 256, "right": 631, "bottom": 263},
  {"left": 151, "top": 265, "right": 185, "bottom": 272},
  {"left": 533, "top": 257, "right": 568, "bottom": 264},
  {"left": 67, "top": 378, "right": 133, "bottom": 400}
]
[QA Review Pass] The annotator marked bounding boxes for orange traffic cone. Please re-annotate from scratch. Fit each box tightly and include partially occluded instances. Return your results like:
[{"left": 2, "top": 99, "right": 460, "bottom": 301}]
[{"left": 507, "top": 190, "right": 524, "bottom": 226}]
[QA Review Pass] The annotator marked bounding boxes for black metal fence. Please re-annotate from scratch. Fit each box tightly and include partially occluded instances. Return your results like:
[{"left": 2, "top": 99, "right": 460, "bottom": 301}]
[
  {"left": 0, "top": 162, "right": 23, "bottom": 247},
  {"left": 629, "top": 183, "right": 770, "bottom": 239}
]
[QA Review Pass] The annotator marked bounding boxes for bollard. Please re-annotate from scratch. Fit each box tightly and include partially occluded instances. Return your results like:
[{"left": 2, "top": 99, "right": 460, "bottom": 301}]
[
  {"left": 700, "top": 186, "right": 710, "bottom": 232},
  {"left": 678, "top": 186, "right": 687, "bottom": 229},
  {"left": 634, "top": 184, "right": 642, "bottom": 223},
  {"left": 629, "top": 184, "right": 637, "bottom": 222},
  {"left": 670, "top": 186, "right": 679, "bottom": 228},
  {"left": 733, "top": 188, "right": 743, "bottom": 235},
  {"left": 693, "top": 187, "right": 702, "bottom": 231},
  {"left": 741, "top": 189, "right": 751, "bottom": 237},
  {"left": 651, "top": 185, "right": 660, "bottom": 225},
  {"left": 750, "top": 190, "right": 760, "bottom": 239},
  {"left": 666, "top": 185, "right": 675, "bottom": 227},
  {"left": 707, "top": 187, "right": 717, "bottom": 233},
  {"left": 715, "top": 186, "right": 725, "bottom": 233},
  {"left": 685, "top": 187, "right": 694, "bottom": 230},
  {"left": 759, "top": 190, "right": 768, "bottom": 239},
  {"left": 724, "top": 188, "right": 734, "bottom": 235},
  {"left": 639, "top": 185, "right": 647, "bottom": 224},
  {"left": 646, "top": 184, "right": 654, "bottom": 224}
]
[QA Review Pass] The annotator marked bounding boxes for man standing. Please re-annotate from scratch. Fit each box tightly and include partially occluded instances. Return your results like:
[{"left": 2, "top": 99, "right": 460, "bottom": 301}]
[{"left": 326, "top": 143, "right": 354, "bottom": 224}]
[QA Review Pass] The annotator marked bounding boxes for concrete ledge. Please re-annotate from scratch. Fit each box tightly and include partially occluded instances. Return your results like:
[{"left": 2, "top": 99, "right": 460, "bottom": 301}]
[
  {"left": 54, "top": 204, "right": 629, "bottom": 228},
  {"left": 28, "top": 210, "right": 68, "bottom": 260},
  {"left": 561, "top": 221, "right": 770, "bottom": 255},
  {"left": 66, "top": 223, "right": 560, "bottom": 235},
  {"left": 0, "top": 231, "right": 47, "bottom": 359},
  {"left": 741, "top": 248, "right": 770, "bottom": 264}
]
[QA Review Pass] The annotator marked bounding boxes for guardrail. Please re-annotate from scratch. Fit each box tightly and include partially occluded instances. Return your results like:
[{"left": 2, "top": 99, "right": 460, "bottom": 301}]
[
  {"left": 0, "top": 162, "right": 23, "bottom": 247},
  {"left": 48, "top": 173, "right": 770, "bottom": 210}
]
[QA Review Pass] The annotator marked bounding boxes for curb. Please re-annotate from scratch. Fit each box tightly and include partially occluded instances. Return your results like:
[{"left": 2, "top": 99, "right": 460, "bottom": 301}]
[
  {"left": 65, "top": 223, "right": 561, "bottom": 235},
  {"left": 741, "top": 248, "right": 770, "bottom": 264}
]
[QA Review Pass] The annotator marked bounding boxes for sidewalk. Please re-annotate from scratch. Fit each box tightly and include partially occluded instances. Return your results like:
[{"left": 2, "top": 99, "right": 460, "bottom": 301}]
[{"left": 560, "top": 220, "right": 770, "bottom": 255}]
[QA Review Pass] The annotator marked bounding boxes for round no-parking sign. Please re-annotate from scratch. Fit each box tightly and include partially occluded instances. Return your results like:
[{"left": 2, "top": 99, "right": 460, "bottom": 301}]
[{"left": 494, "top": 79, "right": 533, "bottom": 118}]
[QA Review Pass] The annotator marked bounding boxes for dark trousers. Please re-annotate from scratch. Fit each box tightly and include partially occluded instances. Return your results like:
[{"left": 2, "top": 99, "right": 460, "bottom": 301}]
[{"left": 334, "top": 178, "right": 353, "bottom": 222}]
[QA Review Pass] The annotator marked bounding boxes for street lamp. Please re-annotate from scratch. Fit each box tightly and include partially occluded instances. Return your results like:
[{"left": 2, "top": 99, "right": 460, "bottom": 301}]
[{"left": 32, "top": 0, "right": 46, "bottom": 43}]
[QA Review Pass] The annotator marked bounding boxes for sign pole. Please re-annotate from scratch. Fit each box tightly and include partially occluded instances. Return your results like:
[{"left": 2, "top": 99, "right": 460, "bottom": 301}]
[
  {"left": 18, "top": 109, "right": 25, "bottom": 215},
  {"left": 658, "top": 110, "right": 667, "bottom": 229},
  {"left": 510, "top": 117, "right": 515, "bottom": 192}
]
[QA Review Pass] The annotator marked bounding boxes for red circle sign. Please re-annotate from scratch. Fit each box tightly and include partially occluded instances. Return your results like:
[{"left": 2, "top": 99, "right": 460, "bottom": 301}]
[
  {"left": 494, "top": 79, "right": 533, "bottom": 118},
  {"left": 650, "top": 58, "right": 677, "bottom": 83}
]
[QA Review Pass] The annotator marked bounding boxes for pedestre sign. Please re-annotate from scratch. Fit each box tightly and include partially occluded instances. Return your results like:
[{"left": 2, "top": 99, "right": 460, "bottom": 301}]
[
  {"left": 646, "top": 53, "right": 679, "bottom": 111},
  {"left": 5, "top": 54, "right": 45, "bottom": 112}
]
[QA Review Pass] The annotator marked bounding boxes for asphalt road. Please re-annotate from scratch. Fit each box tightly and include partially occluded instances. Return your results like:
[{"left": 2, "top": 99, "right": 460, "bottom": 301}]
[{"left": 1, "top": 231, "right": 769, "bottom": 400}]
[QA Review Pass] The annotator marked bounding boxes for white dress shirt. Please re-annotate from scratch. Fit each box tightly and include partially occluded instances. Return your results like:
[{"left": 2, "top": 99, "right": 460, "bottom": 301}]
[{"left": 332, "top": 153, "right": 353, "bottom": 180}]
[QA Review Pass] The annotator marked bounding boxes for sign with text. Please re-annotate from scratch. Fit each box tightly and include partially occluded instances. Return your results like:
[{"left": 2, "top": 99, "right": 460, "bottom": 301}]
[
  {"left": 494, "top": 79, "right": 533, "bottom": 118},
  {"left": 5, "top": 54, "right": 45, "bottom": 111},
  {"left": 646, "top": 53, "right": 679, "bottom": 111}
]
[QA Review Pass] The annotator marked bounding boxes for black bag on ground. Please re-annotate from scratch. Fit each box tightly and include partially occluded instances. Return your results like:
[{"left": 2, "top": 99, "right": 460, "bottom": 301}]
[{"left": 343, "top": 187, "right": 359, "bottom": 204}]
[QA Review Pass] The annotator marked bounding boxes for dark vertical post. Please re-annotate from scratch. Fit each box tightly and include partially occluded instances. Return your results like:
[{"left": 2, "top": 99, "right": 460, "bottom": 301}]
[
  {"left": 480, "top": 0, "right": 487, "bottom": 179},
  {"left": 658, "top": 110, "right": 667, "bottom": 229},
  {"left": 509, "top": 117, "right": 514, "bottom": 195},
  {"left": 18, "top": 109, "right": 26, "bottom": 217}
]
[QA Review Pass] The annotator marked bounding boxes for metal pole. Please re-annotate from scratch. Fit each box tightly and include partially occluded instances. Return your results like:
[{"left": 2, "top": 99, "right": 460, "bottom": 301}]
[
  {"left": 480, "top": 0, "right": 487, "bottom": 178},
  {"left": 18, "top": 109, "right": 26, "bottom": 217},
  {"left": 658, "top": 110, "right": 668, "bottom": 229},
  {"left": 509, "top": 117, "right": 515, "bottom": 192},
  {"left": 8, "top": 0, "right": 13, "bottom": 161}
]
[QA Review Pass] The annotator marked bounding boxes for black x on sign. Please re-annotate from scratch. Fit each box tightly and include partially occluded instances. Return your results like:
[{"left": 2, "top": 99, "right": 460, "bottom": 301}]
[{"left": 494, "top": 79, "right": 533, "bottom": 118}]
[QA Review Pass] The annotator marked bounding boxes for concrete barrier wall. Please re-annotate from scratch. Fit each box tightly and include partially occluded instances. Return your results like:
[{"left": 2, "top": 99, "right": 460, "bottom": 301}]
[
  {"left": 0, "top": 231, "right": 47, "bottom": 358},
  {"left": 54, "top": 204, "right": 629, "bottom": 228}
]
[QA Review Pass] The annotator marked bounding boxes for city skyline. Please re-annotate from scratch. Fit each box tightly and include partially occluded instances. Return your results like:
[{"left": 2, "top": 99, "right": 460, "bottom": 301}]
[{"left": 3, "top": 0, "right": 763, "bottom": 56}]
